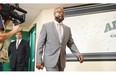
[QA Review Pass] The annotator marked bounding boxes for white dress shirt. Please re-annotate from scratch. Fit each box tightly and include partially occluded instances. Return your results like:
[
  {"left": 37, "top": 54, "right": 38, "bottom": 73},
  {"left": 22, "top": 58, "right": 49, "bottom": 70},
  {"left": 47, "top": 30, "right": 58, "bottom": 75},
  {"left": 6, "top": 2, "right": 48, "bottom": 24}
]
[
  {"left": 16, "top": 39, "right": 22, "bottom": 49},
  {"left": 54, "top": 20, "right": 64, "bottom": 43}
]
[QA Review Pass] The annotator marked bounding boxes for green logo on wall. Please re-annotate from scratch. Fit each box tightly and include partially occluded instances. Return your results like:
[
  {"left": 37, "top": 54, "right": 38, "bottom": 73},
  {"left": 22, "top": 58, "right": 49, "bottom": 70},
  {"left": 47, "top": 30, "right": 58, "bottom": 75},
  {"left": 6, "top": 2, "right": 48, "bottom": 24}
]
[{"left": 104, "top": 20, "right": 116, "bottom": 33}]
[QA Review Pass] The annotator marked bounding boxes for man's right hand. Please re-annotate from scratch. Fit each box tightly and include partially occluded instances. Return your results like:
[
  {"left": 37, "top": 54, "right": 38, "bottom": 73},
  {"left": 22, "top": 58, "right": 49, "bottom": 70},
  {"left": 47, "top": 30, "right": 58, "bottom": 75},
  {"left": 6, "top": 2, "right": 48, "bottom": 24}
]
[
  {"left": 12, "top": 24, "right": 20, "bottom": 33},
  {"left": 36, "top": 63, "right": 44, "bottom": 70}
]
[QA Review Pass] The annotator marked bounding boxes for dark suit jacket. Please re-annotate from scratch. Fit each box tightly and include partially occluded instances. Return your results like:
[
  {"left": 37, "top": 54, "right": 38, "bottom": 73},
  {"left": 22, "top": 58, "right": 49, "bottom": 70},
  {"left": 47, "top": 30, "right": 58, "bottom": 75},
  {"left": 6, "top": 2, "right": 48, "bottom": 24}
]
[{"left": 8, "top": 39, "right": 30, "bottom": 68}]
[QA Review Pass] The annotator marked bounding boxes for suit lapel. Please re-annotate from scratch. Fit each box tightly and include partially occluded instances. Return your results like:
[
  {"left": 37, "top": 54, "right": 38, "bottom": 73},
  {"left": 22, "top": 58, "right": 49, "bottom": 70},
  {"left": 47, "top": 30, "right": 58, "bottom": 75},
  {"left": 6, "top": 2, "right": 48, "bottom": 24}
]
[
  {"left": 52, "top": 22, "right": 67, "bottom": 44},
  {"left": 15, "top": 39, "right": 23, "bottom": 50},
  {"left": 52, "top": 22, "right": 60, "bottom": 43},
  {"left": 62, "top": 25, "right": 66, "bottom": 44},
  {"left": 18, "top": 39, "right": 23, "bottom": 49},
  {"left": 14, "top": 41, "right": 17, "bottom": 50}
]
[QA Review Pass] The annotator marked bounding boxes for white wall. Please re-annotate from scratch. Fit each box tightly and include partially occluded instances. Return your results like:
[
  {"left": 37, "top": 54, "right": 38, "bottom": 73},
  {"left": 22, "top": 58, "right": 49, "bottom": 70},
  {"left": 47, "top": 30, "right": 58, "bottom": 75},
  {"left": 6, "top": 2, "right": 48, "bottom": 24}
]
[{"left": 32, "top": 8, "right": 116, "bottom": 71}]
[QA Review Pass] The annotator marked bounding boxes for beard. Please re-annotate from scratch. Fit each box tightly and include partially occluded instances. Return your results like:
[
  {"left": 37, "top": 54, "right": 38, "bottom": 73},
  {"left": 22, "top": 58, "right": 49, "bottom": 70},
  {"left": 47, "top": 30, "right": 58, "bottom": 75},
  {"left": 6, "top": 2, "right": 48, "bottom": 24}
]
[{"left": 55, "top": 16, "right": 64, "bottom": 23}]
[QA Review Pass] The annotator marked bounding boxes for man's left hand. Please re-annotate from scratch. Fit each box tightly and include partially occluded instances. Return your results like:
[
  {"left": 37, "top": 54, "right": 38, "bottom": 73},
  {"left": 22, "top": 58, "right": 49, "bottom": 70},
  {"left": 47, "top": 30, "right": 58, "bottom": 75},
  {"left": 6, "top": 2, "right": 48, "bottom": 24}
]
[{"left": 78, "top": 55, "right": 84, "bottom": 63}]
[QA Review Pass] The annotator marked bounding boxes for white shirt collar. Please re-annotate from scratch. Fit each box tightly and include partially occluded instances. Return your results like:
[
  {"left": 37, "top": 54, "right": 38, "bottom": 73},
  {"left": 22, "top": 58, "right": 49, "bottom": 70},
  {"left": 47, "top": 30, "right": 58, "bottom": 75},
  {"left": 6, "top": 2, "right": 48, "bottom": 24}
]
[
  {"left": 16, "top": 38, "right": 22, "bottom": 43},
  {"left": 17, "top": 38, "right": 22, "bottom": 41}
]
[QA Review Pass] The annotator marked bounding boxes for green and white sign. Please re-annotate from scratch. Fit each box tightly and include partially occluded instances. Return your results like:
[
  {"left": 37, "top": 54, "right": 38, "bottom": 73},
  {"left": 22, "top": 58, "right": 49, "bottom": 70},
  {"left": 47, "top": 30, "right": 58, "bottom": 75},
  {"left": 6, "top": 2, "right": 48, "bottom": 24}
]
[{"left": 64, "top": 11, "right": 116, "bottom": 53}]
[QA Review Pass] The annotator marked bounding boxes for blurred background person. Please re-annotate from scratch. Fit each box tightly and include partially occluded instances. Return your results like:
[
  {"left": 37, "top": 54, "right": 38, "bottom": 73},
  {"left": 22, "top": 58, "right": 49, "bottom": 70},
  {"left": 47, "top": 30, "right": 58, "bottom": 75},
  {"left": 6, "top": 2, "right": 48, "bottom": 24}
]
[{"left": 8, "top": 31, "right": 30, "bottom": 71}]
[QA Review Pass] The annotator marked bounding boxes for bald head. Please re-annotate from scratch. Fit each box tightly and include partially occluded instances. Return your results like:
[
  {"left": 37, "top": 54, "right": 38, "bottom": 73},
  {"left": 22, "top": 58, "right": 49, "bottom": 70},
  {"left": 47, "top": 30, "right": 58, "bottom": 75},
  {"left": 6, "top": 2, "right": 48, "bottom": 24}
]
[
  {"left": 54, "top": 7, "right": 64, "bottom": 23},
  {"left": 54, "top": 7, "right": 64, "bottom": 13}
]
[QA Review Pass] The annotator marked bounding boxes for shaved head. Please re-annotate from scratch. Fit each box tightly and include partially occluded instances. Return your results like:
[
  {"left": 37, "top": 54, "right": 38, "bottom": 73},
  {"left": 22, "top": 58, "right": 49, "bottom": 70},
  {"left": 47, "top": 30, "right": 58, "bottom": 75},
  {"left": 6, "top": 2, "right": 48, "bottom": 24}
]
[{"left": 54, "top": 7, "right": 64, "bottom": 23}]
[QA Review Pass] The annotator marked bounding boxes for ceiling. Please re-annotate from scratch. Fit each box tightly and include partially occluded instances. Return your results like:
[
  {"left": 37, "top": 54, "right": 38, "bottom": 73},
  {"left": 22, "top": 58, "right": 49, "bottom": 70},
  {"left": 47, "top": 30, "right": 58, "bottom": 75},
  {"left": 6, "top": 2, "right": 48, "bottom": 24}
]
[{"left": 7, "top": 4, "right": 82, "bottom": 31}]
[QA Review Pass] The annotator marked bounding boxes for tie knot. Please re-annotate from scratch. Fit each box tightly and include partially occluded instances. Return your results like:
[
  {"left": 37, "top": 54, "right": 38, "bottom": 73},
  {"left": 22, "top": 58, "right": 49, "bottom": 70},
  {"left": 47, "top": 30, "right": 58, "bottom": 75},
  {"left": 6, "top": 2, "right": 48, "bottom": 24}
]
[
  {"left": 57, "top": 23, "right": 62, "bottom": 26},
  {"left": 57, "top": 23, "right": 60, "bottom": 26}
]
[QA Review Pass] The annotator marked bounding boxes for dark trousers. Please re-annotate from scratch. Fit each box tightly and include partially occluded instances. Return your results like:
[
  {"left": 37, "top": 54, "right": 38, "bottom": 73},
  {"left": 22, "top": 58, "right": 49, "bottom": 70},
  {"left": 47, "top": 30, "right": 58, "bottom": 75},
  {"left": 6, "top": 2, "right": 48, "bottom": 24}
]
[
  {"left": 0, "top": 62, "right": 3, "bottom": 71},
  {"left": 11, "top": 66, "right": 25, "bottom": 71},
  {"left": 11, "top": 60, "right": 25, "bottom": 71},
  {"left": 11, "top": 63, "right": 26, "bottom": 71}
]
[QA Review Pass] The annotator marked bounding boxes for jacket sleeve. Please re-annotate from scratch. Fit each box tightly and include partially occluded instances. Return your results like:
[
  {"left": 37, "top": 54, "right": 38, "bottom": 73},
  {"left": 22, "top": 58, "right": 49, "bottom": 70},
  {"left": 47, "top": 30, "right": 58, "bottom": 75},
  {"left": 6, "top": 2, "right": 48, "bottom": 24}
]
[
  {"left": 67, "top": 28, "right": 81, "bottom": 58},
  {"left": 36, "top": 24, "right": 47, "bottom": 64}
]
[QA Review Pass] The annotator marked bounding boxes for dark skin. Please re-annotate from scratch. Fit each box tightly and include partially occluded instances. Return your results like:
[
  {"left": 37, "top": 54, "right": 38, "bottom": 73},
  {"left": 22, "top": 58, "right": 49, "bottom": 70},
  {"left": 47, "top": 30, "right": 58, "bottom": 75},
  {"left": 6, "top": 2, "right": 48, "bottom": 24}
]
[
  {"left": 54, "top": 7, "right": 64, "bottom": 23},
  {"left": 36, "top": 7, "right": 84, "bottom": 70}
]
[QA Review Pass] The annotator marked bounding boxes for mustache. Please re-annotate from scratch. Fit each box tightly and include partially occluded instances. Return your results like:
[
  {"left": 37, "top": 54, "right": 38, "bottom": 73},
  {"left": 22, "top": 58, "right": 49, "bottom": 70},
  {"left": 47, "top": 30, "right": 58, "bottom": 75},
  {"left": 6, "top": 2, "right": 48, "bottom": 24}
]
[{"left": 55, "top": 16, "right": 64, "bottom": 20}]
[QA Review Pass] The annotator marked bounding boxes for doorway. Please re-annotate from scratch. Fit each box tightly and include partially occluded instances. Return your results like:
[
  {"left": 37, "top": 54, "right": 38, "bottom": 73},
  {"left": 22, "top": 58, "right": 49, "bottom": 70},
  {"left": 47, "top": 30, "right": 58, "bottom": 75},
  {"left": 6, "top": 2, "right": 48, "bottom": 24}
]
[{"left": 28, "top": 25, "right": 36, "bottom": 71}]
